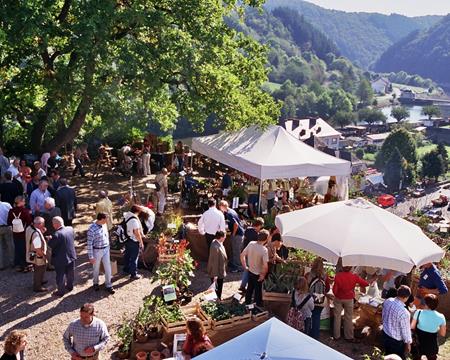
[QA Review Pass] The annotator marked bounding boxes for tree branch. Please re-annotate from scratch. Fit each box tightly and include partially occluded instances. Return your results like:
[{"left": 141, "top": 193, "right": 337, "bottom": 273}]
[{"left": 57, "top": 0, "right": 72, "bottom": 23}]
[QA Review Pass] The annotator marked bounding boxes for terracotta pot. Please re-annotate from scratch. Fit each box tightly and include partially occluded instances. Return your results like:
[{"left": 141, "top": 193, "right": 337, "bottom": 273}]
[
  {"left": 136, "top": 351, "right": 148, "bottom": 360},
  {"left": 150, "top": 350, "right": 161, "bottom": 360}
]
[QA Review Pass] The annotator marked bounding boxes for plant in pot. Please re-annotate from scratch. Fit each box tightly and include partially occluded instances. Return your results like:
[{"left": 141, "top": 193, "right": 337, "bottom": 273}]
[
  {"left": 117, "top": 320, "right": 133, "bottom": 359},
  {"left": 134, "top": 306, "right": 150, "bottom": 343},
  {"left": 142, "top": 295, "right": 164, "bottom": 339},
  {"left": 153, "top": 242, "right": 195, "bottom": 301}
]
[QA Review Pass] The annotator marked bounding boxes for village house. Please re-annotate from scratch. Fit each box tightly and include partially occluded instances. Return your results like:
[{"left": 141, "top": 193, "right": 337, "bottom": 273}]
[
  {"left": 370, "top": 77, "right": 391, "bottom": 94},
  {"left": 366, "top": 132, "right": 390, "bottom": 148},
  {"left": 284, "top": 118, "right": 342, "bottom": 149}
]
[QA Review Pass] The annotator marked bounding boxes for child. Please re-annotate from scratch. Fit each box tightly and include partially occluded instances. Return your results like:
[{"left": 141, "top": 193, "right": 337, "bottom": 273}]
[
  {"left": 182, "top": 318, "right": 214, "bottom": 358},
  {"left": 287, "top": 277, "right": 315, "bottom": 334}
]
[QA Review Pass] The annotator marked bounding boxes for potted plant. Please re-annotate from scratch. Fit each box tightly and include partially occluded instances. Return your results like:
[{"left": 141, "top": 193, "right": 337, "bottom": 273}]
[
  {"left": 117, "top": 320, "right": 133, "bottom": 359},
  {"left": 134, "top": 306, "right": 150, "bottom": 343},
  {"left": 142, "top": 296, "right": 164, "bottom": 339}
]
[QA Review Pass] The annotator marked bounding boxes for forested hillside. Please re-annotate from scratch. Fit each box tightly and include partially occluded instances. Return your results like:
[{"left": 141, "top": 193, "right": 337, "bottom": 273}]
[
  {"left": 374, "top": 15, "right": 450, "bottom": 87},
  {"left": 264, "top": 0, "right": 441, "bottom": 68}
]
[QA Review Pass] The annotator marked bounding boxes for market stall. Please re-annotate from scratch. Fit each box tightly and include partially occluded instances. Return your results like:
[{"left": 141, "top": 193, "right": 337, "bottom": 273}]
[{"left": 195, "top": 317, "right": 352, "bottom": 360}]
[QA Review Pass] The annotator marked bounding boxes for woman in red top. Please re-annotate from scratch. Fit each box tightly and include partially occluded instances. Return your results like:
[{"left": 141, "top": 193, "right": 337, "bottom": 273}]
[
  {"left": 182, "top": 318, "right": 213, "bottom": 358},
  {"left": 7, "top": 196, "right": 33, "bottom": 272},
  {"left": 332, "top": 266, "right": 369, "bottom": 342}
]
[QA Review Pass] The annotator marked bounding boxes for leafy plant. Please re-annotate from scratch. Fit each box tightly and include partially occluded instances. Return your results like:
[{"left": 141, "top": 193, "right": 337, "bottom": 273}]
[
  {"left": 264, "top": 263, "right": 299, "bottom": 293},
  {"left": 289, "top": 249, "right": 316, "bottom": 266},
  {"left": 117, "top": 320, "right": 133, "bottom": 353},
  {"left": 201, "top": 301, "right": 247, "bottom": 321},
  {"left": 153, "top": 247, "right": 195, "bottom": 291},
  {"left": 159, "top": 304, "right": 185, "bottom": 323}
]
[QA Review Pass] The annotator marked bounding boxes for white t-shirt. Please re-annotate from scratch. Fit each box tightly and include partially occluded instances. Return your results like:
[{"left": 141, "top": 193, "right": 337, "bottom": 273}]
[
  {"left": 0, "top": 201, "right": 12, "bottom": 225},
  {"left": 32, "top": 233, "right": 43, "bottom": 248},
  {"left": 124, "top": 212, "right": 142, "bottom": 242}
]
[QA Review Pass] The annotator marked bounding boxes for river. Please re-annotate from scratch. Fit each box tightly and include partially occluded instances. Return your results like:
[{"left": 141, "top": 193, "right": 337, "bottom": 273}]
[{"left": 381, "top": 104, "right": 450, "bottom": 124}]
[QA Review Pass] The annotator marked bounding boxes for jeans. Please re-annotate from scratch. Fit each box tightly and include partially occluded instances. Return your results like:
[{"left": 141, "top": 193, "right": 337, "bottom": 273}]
[
  {"left": 13, "top": 236, "right": 27, "bottom": 268},
  {"left": 311, "top": 306, "right": 323, "bottom": 339},
  {"left": 333, "top": 298, "right": 354, "bottom": 340},
  {"left": 0, "top": 226, "right": 14, "bottom": 269},
  {"left": 92, "top": 247, "right": 112, "bottom": 288},
  {"left": 240, "top": 269, "right": 249, "bottom": 289},
  {"left": 55, "top": 261, "right": 75, "bottom": 294},
  {"left": 304, "top": 317, "right": 312, "bottom": 336},
  {"left": 245, "top": 271, "right": 263, "bottom": 306},
  {"left": 157, "top": 191, "right": 166, "bottom": 214},
  {"left": 229, "top": 234, "right": 243, "bottom": 271},
  {"left": 383, "top": 331, "right": 406, "bottom": 359},
  {"left": 176, "top": 155, "right": 184, "bottom": 172},
  {"left": 124, "top": 240, "right": 139, "bottom": 277}
]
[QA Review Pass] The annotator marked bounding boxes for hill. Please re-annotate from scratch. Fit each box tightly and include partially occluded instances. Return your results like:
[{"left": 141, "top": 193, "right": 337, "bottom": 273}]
[
  {"left": 264, "top": 0, "right": 442, "bottom": 68},
  {"left": 374, "top": 15, "right": 450, "bottom": 87}
]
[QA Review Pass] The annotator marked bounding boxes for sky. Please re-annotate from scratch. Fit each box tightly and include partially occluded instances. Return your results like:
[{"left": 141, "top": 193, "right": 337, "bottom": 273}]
[{"left": 304, "top": 0, "right": 450, "bottom": 17}]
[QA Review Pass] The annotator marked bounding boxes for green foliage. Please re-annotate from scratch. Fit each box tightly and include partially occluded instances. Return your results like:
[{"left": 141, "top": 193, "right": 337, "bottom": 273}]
[
  {"left": 437, "top": 142, "right": 449, "bottom": 171},
  {"left": 375, "top": 128, "right": 418, "bottom": 169},
  {"left": 117, "top": 320, "right": 133, "bottom": 352},
  {"left": 159, "top": 304, "right": 185, "bottom": 323},
  {"left": 153, "top": 249, "right": 195, "bottom": 291},
  {"left": 265, "top": 0, "right": 441, "bottom": 68},
  {"left": 356, "top": 79, "right": 374, "bottom": 105},
  {"left": 390, "top": 106, "right": 410, "bottom": 122},
  {"left": 357, "top": 108, "right": 387, "bottom": 125},
  {"left": 264, "top": 262, "right": 299, "bottom": 293},
  {"left": 289, "top": 249, "right": 316, "bottom": 265},
  {"left": 0, "top": 0, "right": 279, "bottom": 151},
  {"left": 375, "top": 15, "right": 450, "bottom": 84},
  {"left": 201, "top": 300, "right": 247, "bottom": 320},
  {"left": 383, "top": 148, "right": 405, "bottom": 191},
  {"left": 422, "top": 105, "right": 442, "bottom": 120},
  {"left": 422, "top": 149, "right": 445, "bottom": 180},
  {"left": 384, "top": 71, "right": 437, "bottom": 89}
]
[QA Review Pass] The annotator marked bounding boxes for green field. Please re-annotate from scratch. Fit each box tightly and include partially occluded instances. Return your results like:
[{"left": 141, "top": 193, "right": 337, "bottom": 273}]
[
  {"left": 263, "top": 81, "right": 282, "bottom": 92},
  {"left": 417, "top": 144, "right": 450, "bottom": 157}
]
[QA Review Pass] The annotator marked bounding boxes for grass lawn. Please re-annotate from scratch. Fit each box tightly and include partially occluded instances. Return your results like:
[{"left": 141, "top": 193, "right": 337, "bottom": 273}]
[
  {"left": 363, "top": 153, "right": 376, "bottom": 162},
  {"left": 417, "top": 144, "right": 450, "bottom": 157}
]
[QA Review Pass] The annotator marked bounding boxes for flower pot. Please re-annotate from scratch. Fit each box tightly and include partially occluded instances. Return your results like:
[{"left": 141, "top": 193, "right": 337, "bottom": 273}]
[
  {"left": 136, "top": 351, "right": 148, "bottom": 360},
  {"left": 183, "top": 291, "right": 193, "bottom": 304},
  {"left": 117, "top": 350, "right": 129, "bottom": 359},
  {"left": 135, "top": 333, "right": 148, "bottom": 343},
  {"left": 147, "top": 326, "right": 160, "bottom": 339},
  {"left": 150, "top": 350, "right": 161, "bottom": 360}
]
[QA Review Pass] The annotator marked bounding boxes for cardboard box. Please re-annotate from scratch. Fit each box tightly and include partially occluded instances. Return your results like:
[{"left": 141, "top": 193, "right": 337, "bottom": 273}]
[{"left": 100, "top": 259, "right": 118, "bottom": 276}]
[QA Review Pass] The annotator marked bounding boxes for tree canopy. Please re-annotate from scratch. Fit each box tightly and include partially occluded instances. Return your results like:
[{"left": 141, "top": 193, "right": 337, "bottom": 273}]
[
  {"left": 375, "top": 127, "right": 417, "bottom": 169},
  {"left": 0, "top": 0, "right": 280, "bottom": 151},
  {"left": 421, "top": 149, "right": 445, "bottom": 181},
  {"left": 422, "top": 105, "right": 442, "bottom": 120},
  {"left": 390, "top": 106, "right": 410, "bottom": 122},
  {"left": 357, "top": 108, "right": 386, "bottom": 125}
]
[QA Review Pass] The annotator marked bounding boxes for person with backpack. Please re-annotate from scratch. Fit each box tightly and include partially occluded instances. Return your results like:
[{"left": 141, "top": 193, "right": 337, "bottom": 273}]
[
  {"left": 306, "top": 257, "right": 331, "bottom": 339},
  {"left": 287, "top": 277, "right": 315, "bottom": 334},
  {"left": 122, "top": 205, "right": 144, "bottom": 280},
  {"left": 7, "top": 196, "right": 33, "bottom": 272}
]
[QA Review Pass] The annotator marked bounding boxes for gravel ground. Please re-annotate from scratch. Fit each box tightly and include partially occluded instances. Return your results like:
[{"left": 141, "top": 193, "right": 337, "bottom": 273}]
[{"left": 2, "top": 170, "right": 445, "bottom": 359}]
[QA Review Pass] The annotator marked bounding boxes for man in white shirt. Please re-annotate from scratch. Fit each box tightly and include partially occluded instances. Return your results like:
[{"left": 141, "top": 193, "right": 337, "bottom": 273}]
[
  {"left": 0, "top": 196, "right": 13, "bottom": 269},
  {"left": 0, "top": 147, "right": 9, "bottom": 180},
  {"left": 7, "top": 158, "right": 20, "bottom": 179},
  {"left": 30, "top": 179, "right": 51, "bottom": 215},
  {"left": 198, "top": 198, "right": 226, "bottom": 252},
  {"left": 122, "top": 205, "right": 144, "bottom": 280}
]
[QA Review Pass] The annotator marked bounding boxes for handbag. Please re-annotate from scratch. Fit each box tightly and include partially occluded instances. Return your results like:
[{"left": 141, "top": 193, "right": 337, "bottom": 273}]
[
  {"left": 286, "top": 293, "right": 312, "bottom": 332},
  {"left": 411, "top": 310, "right": 422, "bottom": 358}
]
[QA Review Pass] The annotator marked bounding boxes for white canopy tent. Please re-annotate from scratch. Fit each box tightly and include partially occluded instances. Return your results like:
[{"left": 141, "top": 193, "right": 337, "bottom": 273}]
[
  {"left": 192, "top": 125, "right": 351, "bottom": 180},
  {"left": 275, "top": 198, "right": 445, "bottom": 273},
  {"left": 192, "top": 125, "right": 351, "bottom": 208},
  {"left": 196, "top": 317, "right": 352, "bottom": 360}
]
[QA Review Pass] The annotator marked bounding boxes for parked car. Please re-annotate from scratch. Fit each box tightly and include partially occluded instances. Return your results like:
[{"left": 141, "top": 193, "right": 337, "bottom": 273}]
[
  {"left": 412, "top": 188, "right": 426, "bottom": 197},
  {"left": 432, "top": 195, "right": 448, "bottom": 207},
  {"left": 425, "top": 208, "right": 444, "bottom": 222},
  {"left": 377, "top": 194, "right": 395, "bottom": 208}
]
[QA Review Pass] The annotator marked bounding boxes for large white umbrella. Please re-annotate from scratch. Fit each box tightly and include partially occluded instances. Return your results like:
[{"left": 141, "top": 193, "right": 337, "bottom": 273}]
[
  {"left": 195, "top": 317, "right": 352, "bottom": 360},
  {"left": 275, "top": 198, "right": 445, "bottom": 273}
]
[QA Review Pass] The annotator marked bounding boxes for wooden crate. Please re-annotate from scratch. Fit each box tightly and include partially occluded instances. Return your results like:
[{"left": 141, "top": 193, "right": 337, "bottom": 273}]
[
  {"left": 162, "top": 304, "right": 211, "bottom": 334},
  {"left": 211, "top": 312, "right": 252, "bottom": 330},
  {"left": 262, "top": 290, "right": 291, "bottom": 303},
  {"left": 251, "top": 306, "right": 269, "bottom": 322}
]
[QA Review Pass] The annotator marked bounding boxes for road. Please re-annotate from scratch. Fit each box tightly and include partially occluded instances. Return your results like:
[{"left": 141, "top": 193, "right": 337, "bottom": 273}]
[{"left": 388, "top": 184, "right": 450, "bottom": 220}]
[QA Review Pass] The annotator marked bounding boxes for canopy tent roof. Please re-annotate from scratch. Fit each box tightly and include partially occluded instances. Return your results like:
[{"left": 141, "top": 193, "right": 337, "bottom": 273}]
[
  {"left": 275, "top": 198, "right": 445, "bottom": 273},
  {"left": 196, "top": 317, "right": 352, "bottom": 360},
  {"left": 192, "top": 125, "right": 351, "bottom": 180}
]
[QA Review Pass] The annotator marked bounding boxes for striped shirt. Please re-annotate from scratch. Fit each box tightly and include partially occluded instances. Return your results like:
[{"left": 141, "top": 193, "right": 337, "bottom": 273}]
[
  {"left": 382, "top": 297, "right": 412, "bottom": 344},
  {"left": 87, "top": 222, "right": 109, "bottom": 259},
  {"left": 63, "top": 317, "right": 110, "bottom": 356}
]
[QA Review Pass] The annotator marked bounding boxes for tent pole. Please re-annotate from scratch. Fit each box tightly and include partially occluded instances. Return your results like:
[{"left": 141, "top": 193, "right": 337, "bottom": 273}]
[{"left": 258, "top": 179, "right": 263, "bottom": 215}]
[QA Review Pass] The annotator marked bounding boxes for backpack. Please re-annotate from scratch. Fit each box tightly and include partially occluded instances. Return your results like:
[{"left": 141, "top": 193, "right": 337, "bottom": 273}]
[
  {"left": 115, "top": 216, "right": 137, "bottom": 244},
  {"left": 309, "top": 277, "right": 327, "bottom": 305},
  {"left": 154, "top": 181, "right": 161, "bottom": 192},
  {"left": 12, "top": 212, "right": 25, "bottom": 233}
]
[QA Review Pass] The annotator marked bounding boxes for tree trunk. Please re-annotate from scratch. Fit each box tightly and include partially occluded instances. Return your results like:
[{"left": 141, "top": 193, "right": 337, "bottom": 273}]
[{"left": 43, "top": 59, "right": 95, "bottom": 151}]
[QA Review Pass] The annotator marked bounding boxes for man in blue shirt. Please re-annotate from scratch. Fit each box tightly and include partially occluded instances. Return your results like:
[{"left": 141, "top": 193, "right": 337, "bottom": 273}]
[
  {"left": 221, "top": 170, "right": 233, "bottom": 194},
  {"left": 219, "top": 200, "right": 244, "bottom": 272},
  {"left": 417, "top": 262, "right": 448, "bottom": 300}
]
